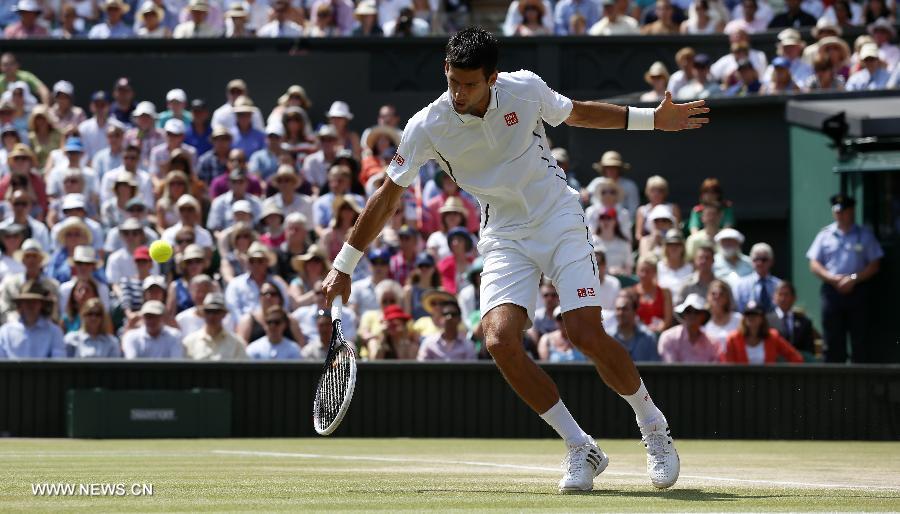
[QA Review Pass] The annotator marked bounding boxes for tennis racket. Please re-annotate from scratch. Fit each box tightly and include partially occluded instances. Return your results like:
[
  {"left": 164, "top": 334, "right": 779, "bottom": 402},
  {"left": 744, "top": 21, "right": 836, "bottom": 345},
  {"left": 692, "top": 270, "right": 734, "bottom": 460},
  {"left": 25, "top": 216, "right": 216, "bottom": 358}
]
[{"left": 313, "top": 298, "right": 357, "bottom": 435}]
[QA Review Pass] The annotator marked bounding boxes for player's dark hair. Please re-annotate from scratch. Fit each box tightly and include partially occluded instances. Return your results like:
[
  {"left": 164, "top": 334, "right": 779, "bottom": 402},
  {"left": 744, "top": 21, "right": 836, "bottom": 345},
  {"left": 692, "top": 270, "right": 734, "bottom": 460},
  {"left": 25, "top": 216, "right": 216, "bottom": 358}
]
[{"left": 445, "top": 27, "right": 499, "bottom": 79}]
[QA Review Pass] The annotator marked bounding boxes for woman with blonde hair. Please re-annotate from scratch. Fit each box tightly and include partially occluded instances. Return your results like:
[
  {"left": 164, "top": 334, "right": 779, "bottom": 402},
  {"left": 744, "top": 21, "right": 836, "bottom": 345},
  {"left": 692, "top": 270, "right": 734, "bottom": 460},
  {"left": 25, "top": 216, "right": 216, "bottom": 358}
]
[
  {"left": 634, "top": 175, "right": 681, "bottom": 240},
  {"left": 220, "top": 221, "right": 257, "bottom": 283},
  {"left": 703, "top": 279, "right": 741, "bottom": 352},
  {"left": 321, "top": 194, "right": 361, "bottom": 260},
  {"left": 27, "top": 105, "right": 61, "bottom": 169},
  {"left": 64, "top": 298, "right": 121, "bottom": 357},
  {"left": 628, "top": 254, "right": 673, "bottom": 333},
  {"left": 585, "top": 176, "right": 632, "bottom": 241},
  {"left": 155, "top": 170, "right": 190, "bottom": 231}
]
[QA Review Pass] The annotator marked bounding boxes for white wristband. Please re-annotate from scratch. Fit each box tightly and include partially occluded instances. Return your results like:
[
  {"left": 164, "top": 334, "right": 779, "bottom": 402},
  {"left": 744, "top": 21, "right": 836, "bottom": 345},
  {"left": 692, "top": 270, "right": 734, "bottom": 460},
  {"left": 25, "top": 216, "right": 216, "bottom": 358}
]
[
  {"left": 333, "top": 243, "right": 363, "bottom": 275},
  {"left": 627, "top": 107, "right": 655, "bottom": 131}
]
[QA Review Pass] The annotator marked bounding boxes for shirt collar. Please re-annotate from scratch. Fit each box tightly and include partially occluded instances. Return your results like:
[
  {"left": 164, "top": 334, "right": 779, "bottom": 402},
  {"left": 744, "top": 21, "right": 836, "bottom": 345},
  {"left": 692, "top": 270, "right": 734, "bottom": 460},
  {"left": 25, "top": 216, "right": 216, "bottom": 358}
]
[{"left": 449, "top": 85, "right": 499, "bottom": 124}]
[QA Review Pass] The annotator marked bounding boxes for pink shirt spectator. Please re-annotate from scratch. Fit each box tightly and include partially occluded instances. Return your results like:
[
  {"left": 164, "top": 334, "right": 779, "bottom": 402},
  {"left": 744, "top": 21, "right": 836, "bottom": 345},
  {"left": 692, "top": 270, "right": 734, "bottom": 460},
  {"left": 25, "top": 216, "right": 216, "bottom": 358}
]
[
  {"left": 389, "top": 251, "right": 415, "bottom": 285},
  {"left": 423, "top": 193, "right": 481, "bottom": 235},
  {"left": 4, "top": 23, "right": 49, "bottom": 39},
  {"left": 209, "top": 173, "right": 263, "bottom": 198},
  {"left": 417, "top": 333, "right": 477, "bottom": 361},
  {"left": 657, "top": 325, "right": 719, "bottom": 363}
]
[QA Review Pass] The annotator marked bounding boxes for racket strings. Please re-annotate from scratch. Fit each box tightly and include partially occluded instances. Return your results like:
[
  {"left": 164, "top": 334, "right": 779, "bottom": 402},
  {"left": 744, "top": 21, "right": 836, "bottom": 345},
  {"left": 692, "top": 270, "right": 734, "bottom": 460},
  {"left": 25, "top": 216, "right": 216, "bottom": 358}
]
[{"left": 315, "top": 323, "right": 355, "bottom": 431}]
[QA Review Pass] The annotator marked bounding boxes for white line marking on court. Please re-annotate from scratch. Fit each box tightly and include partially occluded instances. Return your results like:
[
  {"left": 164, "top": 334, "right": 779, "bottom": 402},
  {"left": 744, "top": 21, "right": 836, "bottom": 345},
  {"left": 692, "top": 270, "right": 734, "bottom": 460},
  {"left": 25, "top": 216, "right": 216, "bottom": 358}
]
[{"left": 211, "top": 450, "right": 900, "bottom": 492}]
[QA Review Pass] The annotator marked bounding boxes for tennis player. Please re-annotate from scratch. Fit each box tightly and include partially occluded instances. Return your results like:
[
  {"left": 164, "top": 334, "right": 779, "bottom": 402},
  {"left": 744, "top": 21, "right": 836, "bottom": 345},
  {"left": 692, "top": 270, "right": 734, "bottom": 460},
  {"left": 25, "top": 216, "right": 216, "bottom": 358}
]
[{"left": 324, "top": 27, "right": 709, "bottom": 493}]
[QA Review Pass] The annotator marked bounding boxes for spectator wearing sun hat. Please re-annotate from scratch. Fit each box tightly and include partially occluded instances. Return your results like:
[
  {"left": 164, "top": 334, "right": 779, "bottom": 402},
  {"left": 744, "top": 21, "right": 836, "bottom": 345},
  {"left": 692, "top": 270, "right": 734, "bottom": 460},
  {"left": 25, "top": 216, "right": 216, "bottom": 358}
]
[
  {"left": 761, "top": 56, "right": 801, "bottom": 94},
  {"left": 57, "top": 244, "right": 109, "bottom": 315},
  {"left": 148, "top": 118, "right": 198, "bottom": 177},
  {"left": 3, "top": 0, "right": 49, "bottom": 39},
  {"left": 586, "top": 150, "right": 639, "bottom": 217},
  {"left": 88, "top": 0, "right": 135, "bottom": 38},
  {"left": 157, "top": 88, "right": 192, "bottom": 129},
  {"left": 0, "top": 280, "right": 64, "bottom": 358},
  {"left": 846, "top": 43, "right": 891, "bottom": 91},
  {"left": 867, "top": 18, "right": 899, "bottom": 70},
  {"left": 657, "top": 293, "right": 718, "bottom": 363},
  {"left": 224, "top": 241, "right": 290, "bottom": 321},
  {"left": 640, "top": 61, "right": 670, "bottom": 103},
  {"left": 51, "top": 193, "right": 105, "bottom": 253},
  {"left": 763, "top": 29, "right": 813, "bottom": 87},
  {"left": 229, "top": 96, "right": 265, "bottom": 157},
  {"left": 638, "top": 203, "right": 676, "bottom": 260},
  {"left": 173, "top": 0, "right": 222, "bottom": 37},
  {"left": 713, "top": 228, "right": 752, "bottom": 285},
  {"left": 50, "top": 80, "right": 86, "bottom": 134},
  {"left": 161, "top": 194, "right": 214, "bottom": 249},
  {"left": 124, "top": 101, "right": 164, "bottom": 170},
  {"left": 0, "top": 223, "right": 26, "bottom": 280},
  {"left": 106, "top": 218, "right": 159, "bottom": 287},
  {"left": 0, "top": 238, "right": 57, "bottom": 323},
  {"left": 0, "top": 190, "right": 50, "bottom": 252},
  {"left": 121, "top": 300, "right": 183, "bottom": 359},
  {"left": 182, "top": 292, "right": 247, "bottom": 360},
  {"left": 135, "top": 0, "right": 171, "bottom": 38}
]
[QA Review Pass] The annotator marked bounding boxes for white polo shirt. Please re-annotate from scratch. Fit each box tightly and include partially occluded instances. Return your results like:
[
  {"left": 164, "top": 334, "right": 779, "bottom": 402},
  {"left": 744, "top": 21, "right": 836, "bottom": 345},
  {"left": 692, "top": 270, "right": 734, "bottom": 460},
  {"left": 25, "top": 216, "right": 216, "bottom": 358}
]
[{"left": 386, "top": 70, "right": 580, "bottom": 241}]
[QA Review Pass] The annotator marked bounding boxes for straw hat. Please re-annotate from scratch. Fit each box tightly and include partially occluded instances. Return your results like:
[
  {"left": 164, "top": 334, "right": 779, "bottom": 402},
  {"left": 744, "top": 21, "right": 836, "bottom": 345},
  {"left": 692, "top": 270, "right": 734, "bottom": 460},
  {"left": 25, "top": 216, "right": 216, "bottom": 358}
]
[
  {"left": 246, "top": 241, "right": 277, "bottom": 267},
  {"left": 104, "top": 0, "right": 130, "bottom": 12},
  {"left": 260, "top": 202, "right": 284, "bottom": 223},
  {"left": 421, "top": 288, "right": 457, "bottom": 316},
  {"left": 139, "top": 299, "right": 166, "bottom": 316},
  {"left": 200, "top": 292, "right": 228, "bottom": 312},
  {"left": 364, "top": 125, "right": 401, "bottom": 152},
  {"left": 270, "top": 164, "right": 300, "bottom": 186},
  {"left": 233, "top": 95, "right": 256, "bottom": 114},
  {"left": 818, "top": 36, "right": 851, "bottom": 60},
  {"left": 7, "top": 143, "right": 36, "bottom": 167},
  {"left": 644, "top": 61, "right": 670, "bottom": 85},
  {"left": 326, "top": 101, "right": 354, "bottom": 120},
  {"left": 228, "top": 222, "right": 257, "bottom": 249},
  {"left": 182, "top": 243, "right": 206, "bottom": 262},
  {"left": 54, "top": 217, "right": 93, "bottom": 245},
  {"left": 13, "top": 238, "right": 49, "bottom": 267},
  {"left": 137, "top": 0, "right": 164, "bottom": 23},
  {"left": 291, "top": 244, "right": 332, "bottom": 274},
  {"left": 14, "top": 279, "right": 53, "bottom": 303},
  {"left": 518, "top": 0, "right": 545, "bottom": 16},
  {"left": 592, "top": 150, "right": 630, "bottom": 173},
  {"left": 812, "top": 18, "right": 842, "bottom": 38},
  {"left": 67, "top": 245, "right": 100, "bottom": 267},
  {"left": 439, "top": 196, "right": 468, "bottom": 217},
  {"left": 354, "top": 0, "right": 376, "bottom": 16},
  {"left": 331, "top": 194, "right": 363, "bottom": 220},
  {"left": 225, "top": 1, "right": 248, "bottom": 17}
]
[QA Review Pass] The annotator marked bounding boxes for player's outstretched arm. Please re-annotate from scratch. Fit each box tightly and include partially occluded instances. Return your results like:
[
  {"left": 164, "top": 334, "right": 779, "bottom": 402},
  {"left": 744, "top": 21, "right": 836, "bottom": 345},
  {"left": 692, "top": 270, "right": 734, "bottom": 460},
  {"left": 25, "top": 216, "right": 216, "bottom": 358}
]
[
  {"left": 565, "top": 91, "right": 710, "bottom": 131},
  {"left": 322, "top": 178, "right": 406, "bottom": 306}
]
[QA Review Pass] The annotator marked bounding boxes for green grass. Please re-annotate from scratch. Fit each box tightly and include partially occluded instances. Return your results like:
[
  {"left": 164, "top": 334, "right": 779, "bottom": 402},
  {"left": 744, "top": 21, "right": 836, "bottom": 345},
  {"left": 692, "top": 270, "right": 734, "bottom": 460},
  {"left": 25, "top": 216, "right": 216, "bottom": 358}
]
[{"left": 1, "top": 438, "right": 898, "bottom": 511}]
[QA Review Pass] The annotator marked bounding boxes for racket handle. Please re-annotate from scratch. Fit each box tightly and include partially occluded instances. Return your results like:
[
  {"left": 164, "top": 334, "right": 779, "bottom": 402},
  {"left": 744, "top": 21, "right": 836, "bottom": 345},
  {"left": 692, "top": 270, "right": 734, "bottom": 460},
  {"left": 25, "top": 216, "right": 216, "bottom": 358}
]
[{"left": 331, "top": 298, "right": 343, "bottom": 321}]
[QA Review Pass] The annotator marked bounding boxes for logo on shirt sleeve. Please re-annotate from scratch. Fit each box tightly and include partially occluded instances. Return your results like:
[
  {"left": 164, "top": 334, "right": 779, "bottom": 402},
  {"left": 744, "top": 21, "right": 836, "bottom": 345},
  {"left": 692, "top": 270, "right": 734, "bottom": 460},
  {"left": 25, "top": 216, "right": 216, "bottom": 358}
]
[
  {"left": 504, "top": 112, "right": 519, "bottom": 127},
  {"left": 393, "top": 153, "right": 405, "bottom": 166}
]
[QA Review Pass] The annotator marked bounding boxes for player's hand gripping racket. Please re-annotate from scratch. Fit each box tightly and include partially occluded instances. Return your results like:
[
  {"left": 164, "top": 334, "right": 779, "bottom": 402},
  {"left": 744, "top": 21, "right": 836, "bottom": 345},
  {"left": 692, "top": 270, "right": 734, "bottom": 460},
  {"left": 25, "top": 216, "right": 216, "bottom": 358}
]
[{"left": 313, "top": 298, "right": 357, "bottom": 435}]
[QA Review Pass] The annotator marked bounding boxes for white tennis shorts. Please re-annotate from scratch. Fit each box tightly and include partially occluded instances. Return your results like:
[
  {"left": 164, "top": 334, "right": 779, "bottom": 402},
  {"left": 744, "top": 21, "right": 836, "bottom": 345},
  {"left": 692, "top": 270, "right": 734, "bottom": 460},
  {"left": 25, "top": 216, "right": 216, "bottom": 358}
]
[{"left": 478, "top": 211, "right": 603, "bottom": 322}]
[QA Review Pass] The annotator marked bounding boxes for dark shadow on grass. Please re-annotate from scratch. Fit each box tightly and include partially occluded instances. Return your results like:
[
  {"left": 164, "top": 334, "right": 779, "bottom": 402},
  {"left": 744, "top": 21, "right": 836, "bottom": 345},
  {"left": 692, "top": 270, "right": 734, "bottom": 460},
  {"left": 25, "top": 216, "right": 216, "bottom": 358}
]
[{"left": 416, "top": 488, "right": 790, "bottom": 501}]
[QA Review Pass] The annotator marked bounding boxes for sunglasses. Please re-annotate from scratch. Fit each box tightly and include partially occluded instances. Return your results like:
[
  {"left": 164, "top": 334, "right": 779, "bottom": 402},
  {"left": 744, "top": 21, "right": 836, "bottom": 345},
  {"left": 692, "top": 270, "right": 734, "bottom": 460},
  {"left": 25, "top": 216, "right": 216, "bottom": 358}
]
[
  {"left": 12, "top": 202, "right": 27, "bottom": 207},
  {"left": 442, "top": 311, "right": 461, "bottom": 319},
  {"left": 84, "top": 311, "right": 103, "bottom": 318},
  {"left": 122, "top": 230, "right": 141, "bottom": 236},
  {"left": 752, "top": 257, "right": 770, "bottom": 262},
  {"left": 266, "top": 319, "right": 284, "bottom": 326},
  {"left": 599, "top": 215, "right": 615, "bottom": 221},
  {"left": 176, "top": 239, "right": 193, "bottom": 245},
  {"left": 185, "top": 258, "right": 203, "bottom": 265},
  {"left": 261, "top": 290, "right": 279, "bottom": 297}
]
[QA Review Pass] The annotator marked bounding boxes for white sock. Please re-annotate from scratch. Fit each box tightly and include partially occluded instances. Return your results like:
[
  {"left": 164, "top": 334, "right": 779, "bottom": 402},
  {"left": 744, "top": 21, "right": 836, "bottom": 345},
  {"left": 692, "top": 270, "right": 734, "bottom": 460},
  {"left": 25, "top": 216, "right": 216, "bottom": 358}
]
[
  {"left": 620, "top": 380, "right": 664, "bottom": 426},
  {"left": 540, "top": 400, "right": 591, "bottom": 447}
]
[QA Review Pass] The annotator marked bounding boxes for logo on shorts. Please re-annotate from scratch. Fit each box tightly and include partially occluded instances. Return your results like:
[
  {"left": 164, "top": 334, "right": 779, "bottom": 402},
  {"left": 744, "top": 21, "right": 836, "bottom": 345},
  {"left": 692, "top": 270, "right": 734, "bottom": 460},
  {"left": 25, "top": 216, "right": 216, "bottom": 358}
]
[
  {"left": 504, "top": 112, "right": 519, "bottom": 127},
  {"left": 577, "top": 288, "right": 596, "bottom": 298},
  {"left": 393, "top": 153, "right": 405, "bottom": 166}
]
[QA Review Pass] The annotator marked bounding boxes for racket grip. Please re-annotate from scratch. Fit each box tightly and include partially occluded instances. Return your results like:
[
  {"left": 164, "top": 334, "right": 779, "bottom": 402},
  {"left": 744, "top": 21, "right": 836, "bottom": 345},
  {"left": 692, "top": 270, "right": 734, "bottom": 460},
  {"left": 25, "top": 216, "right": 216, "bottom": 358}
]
[{"left": 331, "top": 298, "right": 343, "bottom": 321}]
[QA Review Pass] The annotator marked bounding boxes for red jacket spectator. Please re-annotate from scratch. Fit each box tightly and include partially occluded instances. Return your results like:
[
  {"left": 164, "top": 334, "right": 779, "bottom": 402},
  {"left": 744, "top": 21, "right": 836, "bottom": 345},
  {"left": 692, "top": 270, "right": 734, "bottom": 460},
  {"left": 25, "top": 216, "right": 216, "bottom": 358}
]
[{"left": 720, "top": 328, "right": 803, "bottom": 364}]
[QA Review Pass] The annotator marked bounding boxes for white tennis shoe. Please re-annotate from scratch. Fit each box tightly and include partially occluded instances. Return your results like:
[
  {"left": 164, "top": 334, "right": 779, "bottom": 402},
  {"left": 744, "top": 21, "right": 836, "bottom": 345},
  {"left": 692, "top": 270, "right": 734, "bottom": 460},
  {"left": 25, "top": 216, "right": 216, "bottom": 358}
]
[
  {"left": 557, "top": 439, "right": 609, "bottom": 493},
  {"left": 639, "top": 416, "right": 680, "bottom": 489}
]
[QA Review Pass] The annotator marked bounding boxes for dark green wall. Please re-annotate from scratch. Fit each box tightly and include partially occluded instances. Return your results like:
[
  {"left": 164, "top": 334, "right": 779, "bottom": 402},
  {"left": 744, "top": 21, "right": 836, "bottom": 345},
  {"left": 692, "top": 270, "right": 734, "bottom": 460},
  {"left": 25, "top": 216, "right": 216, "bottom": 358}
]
[{"left": 1, "top": 361, "right": 898, "bottom": 440}]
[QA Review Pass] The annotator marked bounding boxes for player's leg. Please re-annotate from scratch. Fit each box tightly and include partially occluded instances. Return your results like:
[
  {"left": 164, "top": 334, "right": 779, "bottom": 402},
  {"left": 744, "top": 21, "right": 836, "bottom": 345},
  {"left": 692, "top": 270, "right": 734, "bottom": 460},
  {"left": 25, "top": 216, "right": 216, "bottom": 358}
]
[
  {"left": 548, "top": 229, "right": 679, "bottom": 489},
  {"left": 479, "top": 241, "right": 607, "bottom": 492}
]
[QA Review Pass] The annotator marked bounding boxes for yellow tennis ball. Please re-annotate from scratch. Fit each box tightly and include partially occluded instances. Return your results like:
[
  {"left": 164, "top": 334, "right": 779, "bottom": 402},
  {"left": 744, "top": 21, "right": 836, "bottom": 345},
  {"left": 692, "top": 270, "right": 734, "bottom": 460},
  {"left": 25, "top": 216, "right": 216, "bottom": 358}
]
[{"left": 149, "top": 240, "right": 174, "bottom": 263}]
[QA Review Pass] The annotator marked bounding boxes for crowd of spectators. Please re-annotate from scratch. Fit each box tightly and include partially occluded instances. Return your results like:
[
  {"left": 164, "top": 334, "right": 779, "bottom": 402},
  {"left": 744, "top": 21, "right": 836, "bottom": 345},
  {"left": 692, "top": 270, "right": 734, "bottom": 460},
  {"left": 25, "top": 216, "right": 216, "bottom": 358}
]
[
  {"left": 637, "top": 23, "right": 900, "bottom": 99},
  {"left": 0, "top": 52, "right": 882, "bottom": 364}
]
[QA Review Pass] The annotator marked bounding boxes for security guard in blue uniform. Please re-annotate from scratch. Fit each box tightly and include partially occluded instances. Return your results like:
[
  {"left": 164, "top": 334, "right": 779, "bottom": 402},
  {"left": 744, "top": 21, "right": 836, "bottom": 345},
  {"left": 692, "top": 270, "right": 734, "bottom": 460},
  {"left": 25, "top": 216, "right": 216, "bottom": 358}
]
[{"left": 806, "top": 194, "right": 883, "bottom": 363}]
